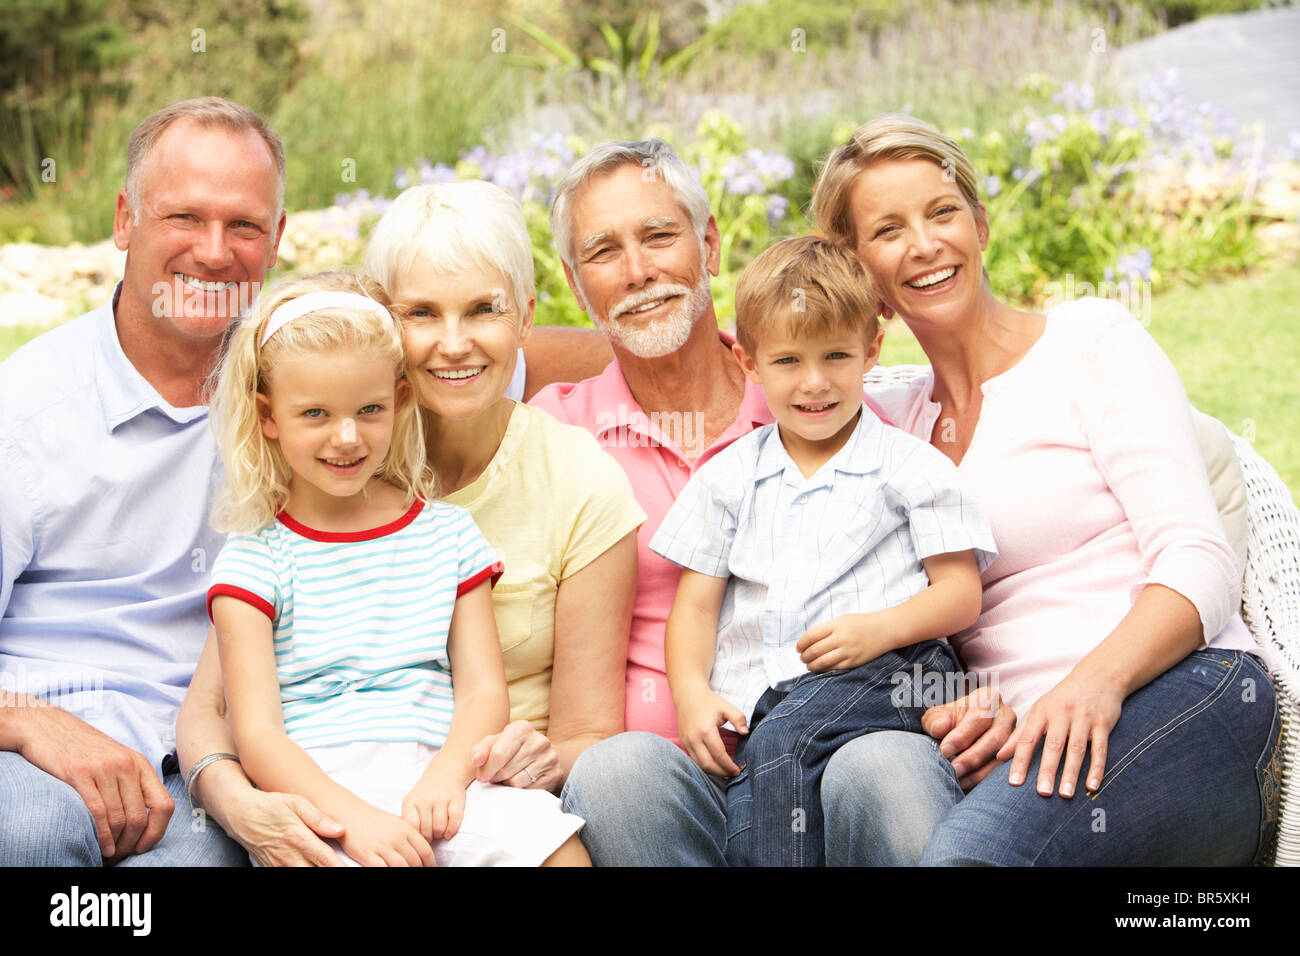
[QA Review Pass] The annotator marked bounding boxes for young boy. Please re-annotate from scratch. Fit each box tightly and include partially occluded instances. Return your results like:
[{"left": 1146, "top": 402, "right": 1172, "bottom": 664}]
[{"left": 650, "top": 236, "right": 997, "bottom": 866}]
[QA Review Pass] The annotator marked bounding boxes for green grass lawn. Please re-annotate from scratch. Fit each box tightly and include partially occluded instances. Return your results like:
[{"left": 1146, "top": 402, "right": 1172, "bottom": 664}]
[
  {"left": 6, "top": 263, "right": 1298, "bottom": 502},
  {"left": 881, "top": 263, "right": 1300, "bottom": 503}
]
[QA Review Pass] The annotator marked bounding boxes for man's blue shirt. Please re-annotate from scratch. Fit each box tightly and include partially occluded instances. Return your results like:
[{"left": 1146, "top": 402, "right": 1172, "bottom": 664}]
[{"left": 0, "top": 290, "right": 224, "bottom": 772}]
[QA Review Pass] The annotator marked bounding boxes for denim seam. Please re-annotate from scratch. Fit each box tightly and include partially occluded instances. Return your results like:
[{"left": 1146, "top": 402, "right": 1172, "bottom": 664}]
[
  {"left": 1020, "top": 655, "right": 1238, "bottom": 864},
  {"left": 752, "top": 667, "right": 931, "bottom": 865},
  {"left": 1088, "top": 654, "right": 1237, "bottom": 800}
]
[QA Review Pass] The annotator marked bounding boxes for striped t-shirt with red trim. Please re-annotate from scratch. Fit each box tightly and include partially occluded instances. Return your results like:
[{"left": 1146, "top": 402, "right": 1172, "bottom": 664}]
[{"left": 208, "top": 499, "right": 503, "bottom": 750}]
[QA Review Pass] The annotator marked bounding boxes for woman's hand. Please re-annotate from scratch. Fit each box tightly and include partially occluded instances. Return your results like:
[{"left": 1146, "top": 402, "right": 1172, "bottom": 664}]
[
  {"left": 224, "top": 787, "right": 348, "bottom": 867},
  {"left": 921, "top": 686, "right": 1017, "bottom": 791},
  {"left": 403, "top": 762, "right": 469, "bottom": 843},
  {"left": 470, "top": 720, "right": 562, "bottom": 792},
  {"left": 338, "top": 803, "right": 436, "bottom": 867},
  {"left": 996, "top": 670, "right": 1124, "bottom": 798}
]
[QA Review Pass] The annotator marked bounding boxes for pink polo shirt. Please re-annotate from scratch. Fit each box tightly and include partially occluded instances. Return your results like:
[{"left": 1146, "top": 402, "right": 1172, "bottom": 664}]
[
  {"left": 530, "top": 333, "right": 773, "bottom": 743},
  {"left": 531, "top": 330, "right": 892, "bottom": 745}
]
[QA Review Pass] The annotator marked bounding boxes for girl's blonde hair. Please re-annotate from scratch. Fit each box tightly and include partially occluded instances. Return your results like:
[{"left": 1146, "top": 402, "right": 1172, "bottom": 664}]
[
  {"left": 209, "top": 271, "right": 435, "bottom": 535},
  {"left": 812, "top": 113, "right": 988, "bottom": 247}
]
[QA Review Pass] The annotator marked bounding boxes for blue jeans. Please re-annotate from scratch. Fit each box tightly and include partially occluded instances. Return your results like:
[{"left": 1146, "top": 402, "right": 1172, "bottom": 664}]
[
  {"left": 725, "top": 640, "right": 959, "bottom": 866},
  {"left": 917, "top": 650, "right": 1281, "bottom": 865},
  {"left": 0, "top": 751, "right": 250, "bottom": 866},
  {"left": 824, "top": 648, "right": 1278, "bottom": 866},
  {"left": 562, "top": 732, "right": 729, "bottom": 866}
]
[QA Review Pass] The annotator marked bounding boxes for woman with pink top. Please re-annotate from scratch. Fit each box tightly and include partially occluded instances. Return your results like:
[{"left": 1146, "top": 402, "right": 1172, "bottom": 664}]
[{"left": 810, "top": 114, "right": 1281, "bottom": 865}]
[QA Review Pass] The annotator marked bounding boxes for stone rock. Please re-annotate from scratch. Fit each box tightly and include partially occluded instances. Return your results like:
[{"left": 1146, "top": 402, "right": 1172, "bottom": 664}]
[{"left": 0, "top": 291, "right": 74, "bottom": 328}]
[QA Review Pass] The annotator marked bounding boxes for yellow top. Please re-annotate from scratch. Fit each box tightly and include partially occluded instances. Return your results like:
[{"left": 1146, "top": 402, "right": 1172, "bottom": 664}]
[{"left": 444, "top": 402, "right": 645, "bottom": 731}]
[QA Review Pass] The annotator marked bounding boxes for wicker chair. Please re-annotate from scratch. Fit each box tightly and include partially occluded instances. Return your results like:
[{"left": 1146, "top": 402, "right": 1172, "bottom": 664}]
[{"left": 864, "top": 364, "right": 1300, "bottom": 866}]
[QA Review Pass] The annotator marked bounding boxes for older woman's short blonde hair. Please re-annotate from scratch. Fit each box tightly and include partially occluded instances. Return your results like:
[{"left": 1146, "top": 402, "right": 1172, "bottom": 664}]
[
  {"left": 812, "top": 113, "right": 987, "bottom": 247},
  {"left": 362, "top": 181, "right": 535, "bottom": 321},
  {"left": 208, "top": 272, "right": 434, "bottom": 535}
]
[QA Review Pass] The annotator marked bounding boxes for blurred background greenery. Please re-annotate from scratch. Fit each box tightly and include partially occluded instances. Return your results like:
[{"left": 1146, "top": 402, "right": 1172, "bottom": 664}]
[{"left": 2, "top": 0, "right": 1297, "bottom": 495}]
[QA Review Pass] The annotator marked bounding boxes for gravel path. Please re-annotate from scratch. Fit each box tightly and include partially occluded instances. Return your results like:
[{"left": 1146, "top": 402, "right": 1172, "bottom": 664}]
[{"left": 1116, "top": 6, "right": 1300, "bottom": 153}]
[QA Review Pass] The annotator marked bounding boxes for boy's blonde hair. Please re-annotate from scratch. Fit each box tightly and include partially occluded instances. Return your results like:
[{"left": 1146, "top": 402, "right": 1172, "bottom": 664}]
[
  {"left": 734, "top": 236, "right": 880, "bottom": 356},
  {"left": 811, "top": 113, "right": 987, "bottom": 248},
  {"left": 209, "top": 272, "right": 435, "bottom": 535}
]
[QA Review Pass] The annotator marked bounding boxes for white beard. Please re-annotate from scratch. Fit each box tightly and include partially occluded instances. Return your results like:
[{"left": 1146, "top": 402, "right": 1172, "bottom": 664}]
[{"left": 585, "top": 268, "right": 712, "bottom": 360}]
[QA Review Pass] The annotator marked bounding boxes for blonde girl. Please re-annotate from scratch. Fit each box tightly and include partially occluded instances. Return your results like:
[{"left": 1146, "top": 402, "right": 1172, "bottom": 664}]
[{"left": 205, "top": 271, "right": 586, "bottom": 866}]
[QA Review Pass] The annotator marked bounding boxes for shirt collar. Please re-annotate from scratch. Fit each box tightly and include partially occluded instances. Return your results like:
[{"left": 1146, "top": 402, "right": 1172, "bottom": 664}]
[
  {"left": 95, "top": 283, "right": 210, "bottom": 431},
  {"left": 589, "top": 328, "right": 771, "bottom": 442},
  {"left": 754, "top": 401, "right": 886, "bottom": 482}
]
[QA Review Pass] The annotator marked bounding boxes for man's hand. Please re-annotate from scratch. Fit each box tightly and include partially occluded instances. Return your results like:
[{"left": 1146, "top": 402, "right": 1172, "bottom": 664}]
[
  {"left": 13, "top": 704, "right": 172, "bottom": 861},
  {"left": 921, "top": 686, "right": 1017, "bottom": 791}
]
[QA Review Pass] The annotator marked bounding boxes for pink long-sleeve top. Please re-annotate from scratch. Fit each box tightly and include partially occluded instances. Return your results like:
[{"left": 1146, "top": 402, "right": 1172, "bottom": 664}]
[{"left": 871, "top": 297, "right": 1255, "bottom": 715}]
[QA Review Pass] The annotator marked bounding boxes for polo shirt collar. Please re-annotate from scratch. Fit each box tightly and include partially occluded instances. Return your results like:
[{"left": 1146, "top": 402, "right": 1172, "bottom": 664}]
[
  {"left": 589, "top": 328, "right": 770, "bottom": 443},
  {"left": 95, "top": 283, "right": 209, "bottom": 431}
]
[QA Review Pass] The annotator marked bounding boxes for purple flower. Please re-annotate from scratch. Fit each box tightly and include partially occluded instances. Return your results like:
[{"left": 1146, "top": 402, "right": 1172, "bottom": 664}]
[
  {"left": 394, "top": 167, "right": 410, "bottom": 190},
  {"left": 1024, "top": 114, "right": 1067, "bottom": 148},
  {"left": 721, "top": 150, "right": 796, "bottom": 196},
  {"left": 422, "top": 162, "right": 457, "bottom": 184},
  {"left": 765, "top": 194, "right": 789, "bottom": 226},
  {"left": 1053, "top": 82, "right": 1095, "bottom": 112},
  {"left": 1113, "top": 248, "right": 1153, "bottom": 282},
  {"left": 982, "top": 174, "right": 1001, "bottom": 198}
]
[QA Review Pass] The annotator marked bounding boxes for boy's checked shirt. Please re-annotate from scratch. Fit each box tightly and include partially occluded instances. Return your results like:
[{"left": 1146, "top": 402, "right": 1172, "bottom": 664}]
[{"left": 649, "top": 403, "right": 998, "bottom": 724}]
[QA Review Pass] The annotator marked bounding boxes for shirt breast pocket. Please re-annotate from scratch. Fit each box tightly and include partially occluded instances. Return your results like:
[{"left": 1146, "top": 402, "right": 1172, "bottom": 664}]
[
  {"left": 824, "top": 499, "right": 895, "bottom": 580},
  {"left": 489, "top": 581, "right": 535, "bottom": 656},
  {"left": 489, "top": 580, "right": 555, "bottom": 685}
]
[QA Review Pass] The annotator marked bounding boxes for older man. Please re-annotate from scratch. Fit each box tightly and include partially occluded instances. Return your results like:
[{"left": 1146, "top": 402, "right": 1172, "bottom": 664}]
[{"left": 529, "top": 139, "right": 1013, "bottom": 865}]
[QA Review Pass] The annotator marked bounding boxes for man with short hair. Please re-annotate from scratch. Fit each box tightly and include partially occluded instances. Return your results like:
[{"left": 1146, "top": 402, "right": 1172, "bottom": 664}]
[
  {"left": 0, "top": 96, "right": 615, "bottom": 866},
  {"left": 531, "top": 138, "right": 1014, "bottom": 865},
  {"left": 0, "top": 97, "right": 310, "bottom": 866}
]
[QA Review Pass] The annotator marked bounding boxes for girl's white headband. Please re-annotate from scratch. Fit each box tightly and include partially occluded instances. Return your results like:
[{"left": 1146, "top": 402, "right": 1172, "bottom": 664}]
[{"left": 260, "top": 291, "right": 393, "bottom": 346}]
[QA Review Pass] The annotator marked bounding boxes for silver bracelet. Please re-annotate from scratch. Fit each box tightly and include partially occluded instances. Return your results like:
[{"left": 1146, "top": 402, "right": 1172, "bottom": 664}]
[{"left": 185, "top": 752, "right": 241, "bottom": 810}]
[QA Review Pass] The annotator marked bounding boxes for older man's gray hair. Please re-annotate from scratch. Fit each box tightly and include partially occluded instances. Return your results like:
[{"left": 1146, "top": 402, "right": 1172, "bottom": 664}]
[{"left": 549, "top": 138, "right": 711, "bottom": 272}]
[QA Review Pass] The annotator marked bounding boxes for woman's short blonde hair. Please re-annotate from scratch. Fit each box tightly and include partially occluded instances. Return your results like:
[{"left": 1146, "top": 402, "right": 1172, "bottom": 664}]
[
  {"left": 812, "top": 113, "right": 987, "bottom": 247},
  {"left": 208, "top": 272, "right": 435, "bottom": 535},
  {"left": 734, "top": 236, "right": 879, "bottom": 356},
  {"left": 362, "top": 181, "right": 534, "bottom": 320}
]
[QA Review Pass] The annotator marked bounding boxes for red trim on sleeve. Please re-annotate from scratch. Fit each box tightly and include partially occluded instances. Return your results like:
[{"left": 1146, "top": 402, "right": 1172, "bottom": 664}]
[
  {"left": 456, "top": 561, "right": 505, "bottom": 597},
  {"left": 208, "top": 584, "right": 276, "bottom": 622},
  {"left": 277, "top": 499, "right": 424, "bottom": 542}
]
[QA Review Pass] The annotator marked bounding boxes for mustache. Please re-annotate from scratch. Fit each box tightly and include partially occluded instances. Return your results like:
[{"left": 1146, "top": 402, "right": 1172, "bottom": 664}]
[{"left": 609, "top": 284, "right": 691, "bottom": 322}]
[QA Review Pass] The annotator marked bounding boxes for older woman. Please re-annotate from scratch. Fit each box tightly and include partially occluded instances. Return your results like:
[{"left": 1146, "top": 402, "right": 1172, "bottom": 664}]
[
  {"left": 811, "top": 115, "right": 1281, "bottom": 865},
  {"left": 176, "top": 181, "right": 642, "bottom": 865}
]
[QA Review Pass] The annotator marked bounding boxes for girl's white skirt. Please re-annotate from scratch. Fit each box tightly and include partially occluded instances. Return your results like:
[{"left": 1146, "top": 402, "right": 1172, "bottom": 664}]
[{"left": 290, "top": 739, "right": 584, "bottom": 867}]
